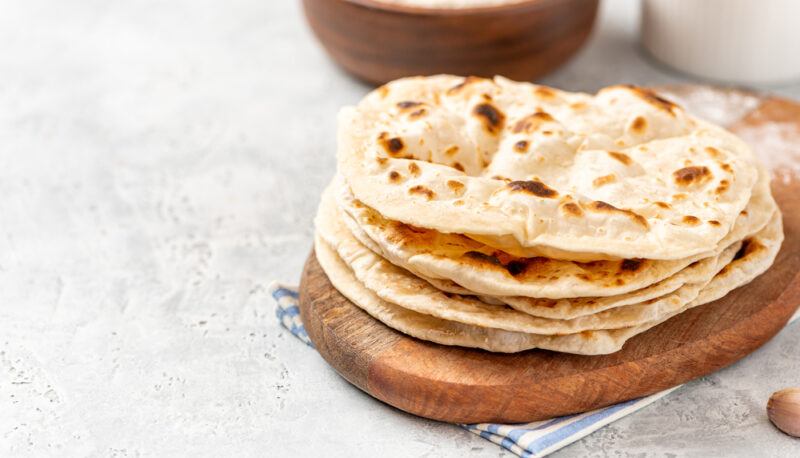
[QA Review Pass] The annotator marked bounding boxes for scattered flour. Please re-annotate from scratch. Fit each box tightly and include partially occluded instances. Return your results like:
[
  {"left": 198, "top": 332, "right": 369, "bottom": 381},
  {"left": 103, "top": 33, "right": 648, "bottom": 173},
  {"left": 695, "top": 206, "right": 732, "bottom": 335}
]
[
  {"left": 660, "top": 86, "right": 800, "bottom": 184},
  {"left": 735, "top": 121, "right": 800, "bottom": 185},
  {"left": 658, "top": 86, "right": 761, "bottom": 128}
]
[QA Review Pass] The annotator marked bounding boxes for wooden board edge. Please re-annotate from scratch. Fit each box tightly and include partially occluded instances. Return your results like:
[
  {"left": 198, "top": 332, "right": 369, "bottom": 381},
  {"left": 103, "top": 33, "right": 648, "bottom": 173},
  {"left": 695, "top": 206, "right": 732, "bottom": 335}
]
[{"left": 300, "top": 247, "right": 800, "bottom": 423}]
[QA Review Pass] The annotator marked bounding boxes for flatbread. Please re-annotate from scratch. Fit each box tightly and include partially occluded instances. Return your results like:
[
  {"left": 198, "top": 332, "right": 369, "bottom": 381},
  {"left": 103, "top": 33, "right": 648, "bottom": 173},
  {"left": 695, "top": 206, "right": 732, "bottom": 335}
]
[
  {"left": 338, "top": 75, "right": 758, "bottom": 260},
  {"left": 313, "top": 212, "right": 783, "bottom": 354},
  {"left": 499, "top": 166, "right": 776, "bottom": 317},
  {"left": 315, "top": 187, "right": 742, "bottom": 333},
  {"left": 689, "top": 211, "right": 784, "bottom": 305},
  {"left": 316, "top": 233, "right": 630, "bottom": 354},
  {"left": 335, "top": 164, "right": 773, "bottom": 298}
]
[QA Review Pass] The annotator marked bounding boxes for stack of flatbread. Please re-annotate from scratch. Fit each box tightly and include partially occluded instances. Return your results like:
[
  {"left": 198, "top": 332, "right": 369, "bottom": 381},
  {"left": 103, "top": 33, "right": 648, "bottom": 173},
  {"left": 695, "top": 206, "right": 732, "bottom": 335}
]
[{"left": 314, "top": 75, "right": 783, "bottom": 355}]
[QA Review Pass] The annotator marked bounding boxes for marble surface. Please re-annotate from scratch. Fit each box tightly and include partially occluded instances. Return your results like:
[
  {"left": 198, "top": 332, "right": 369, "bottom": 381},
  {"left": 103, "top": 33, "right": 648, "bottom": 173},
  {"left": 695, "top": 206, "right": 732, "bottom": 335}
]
[{"left": 1, "top": 0, "right": 798, "bottom": 456}]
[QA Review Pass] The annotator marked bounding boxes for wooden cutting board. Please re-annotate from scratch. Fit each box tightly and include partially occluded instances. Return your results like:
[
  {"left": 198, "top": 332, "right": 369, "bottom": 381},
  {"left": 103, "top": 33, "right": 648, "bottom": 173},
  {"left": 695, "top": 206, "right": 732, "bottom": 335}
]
[{"left": 298, "top": 85, "right": 800, "bottom": 424}]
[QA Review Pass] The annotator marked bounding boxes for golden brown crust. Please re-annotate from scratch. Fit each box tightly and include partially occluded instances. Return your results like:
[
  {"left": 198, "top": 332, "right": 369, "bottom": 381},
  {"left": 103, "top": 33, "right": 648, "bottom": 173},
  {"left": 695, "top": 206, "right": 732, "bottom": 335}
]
[
  {"left": 507, "top": 180, "right": 559, "bottom": 198},
  {"left": 673, "top": 166, "right": 712, "bottom": 187},
  {"left": 608, "top": 151, "right": 632, "bottom": 165},
  {"left": 512, "top": 111, "right": 555, "bottom": 134},
  {"left": 593, "top": 174, "right": 617, "bottom": 188},
  {"left": 588, "top": 201, "right": 649, "bottom": 229},
  {"left": 408, "top": 185, "right": 435, "bottom": 200},
  {"left": 378, "top": 132, "right": 406, "bottom": 156},
  {"left": 472, "top": 103, "right": 506, "bottom": 134}
]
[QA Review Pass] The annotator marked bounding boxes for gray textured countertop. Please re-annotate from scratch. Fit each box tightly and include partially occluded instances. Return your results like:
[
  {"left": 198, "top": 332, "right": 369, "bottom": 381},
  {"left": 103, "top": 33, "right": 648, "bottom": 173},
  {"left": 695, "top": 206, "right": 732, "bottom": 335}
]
[{"left": 1, "top": 0, "right": 799, "bottom": 456}]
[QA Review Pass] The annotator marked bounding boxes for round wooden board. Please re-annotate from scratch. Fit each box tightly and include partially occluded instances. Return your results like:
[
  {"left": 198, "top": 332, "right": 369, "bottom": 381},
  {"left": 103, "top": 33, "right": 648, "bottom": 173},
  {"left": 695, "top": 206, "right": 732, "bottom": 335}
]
[{"left": 299, "top": 85, "right": 800, "bottom": 424}]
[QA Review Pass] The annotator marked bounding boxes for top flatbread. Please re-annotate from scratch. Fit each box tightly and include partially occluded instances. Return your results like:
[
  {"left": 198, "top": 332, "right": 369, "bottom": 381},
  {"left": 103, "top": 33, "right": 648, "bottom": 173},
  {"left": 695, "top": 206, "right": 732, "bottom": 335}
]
[{"left": 338, "top": 75, "right": 758, "bottom": 260}]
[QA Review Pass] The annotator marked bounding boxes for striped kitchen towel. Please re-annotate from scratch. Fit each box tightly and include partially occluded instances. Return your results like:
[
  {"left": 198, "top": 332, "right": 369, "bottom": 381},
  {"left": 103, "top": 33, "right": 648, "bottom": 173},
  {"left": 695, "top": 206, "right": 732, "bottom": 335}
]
[{"left": 270, "top": 282, "right": 800, "bottom": 458}]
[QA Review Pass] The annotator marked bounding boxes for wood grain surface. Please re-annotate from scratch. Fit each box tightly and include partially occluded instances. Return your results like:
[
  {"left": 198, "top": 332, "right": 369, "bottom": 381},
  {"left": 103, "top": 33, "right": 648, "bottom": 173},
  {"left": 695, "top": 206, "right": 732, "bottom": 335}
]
[
  {"left": 301, "top": 0, "right": 599, "bottom": 85},
  {"left": 298, "top": 86, "right": 800, "bottom": 424}
]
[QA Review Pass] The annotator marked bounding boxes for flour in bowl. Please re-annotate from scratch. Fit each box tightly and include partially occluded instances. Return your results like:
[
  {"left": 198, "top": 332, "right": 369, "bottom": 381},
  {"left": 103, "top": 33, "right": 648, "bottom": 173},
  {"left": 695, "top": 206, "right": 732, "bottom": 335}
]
[{"left": 372, "top": 0, "right": 530, "bottom": 8}]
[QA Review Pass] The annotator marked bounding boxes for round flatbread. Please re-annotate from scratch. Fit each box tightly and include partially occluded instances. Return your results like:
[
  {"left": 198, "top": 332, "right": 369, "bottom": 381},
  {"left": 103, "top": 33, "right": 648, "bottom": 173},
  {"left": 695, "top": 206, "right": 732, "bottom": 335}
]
[
  {"left": 499, "top": 165, "right": 776, "bottom": 316},
  {"left": 335, "top": 164, "right": 773, "bottom": 298},
  {"left": 337, "top": 75, "right": 758, "bottom": 260},
  {"left": 316, "top": 185, "right": 742, "bottom": 333}
]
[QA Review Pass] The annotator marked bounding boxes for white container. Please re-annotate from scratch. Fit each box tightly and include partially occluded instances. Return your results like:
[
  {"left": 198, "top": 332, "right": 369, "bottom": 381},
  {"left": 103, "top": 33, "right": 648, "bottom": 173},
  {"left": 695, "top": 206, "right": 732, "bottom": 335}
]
[{"left": 641, "top": 0, "right": 800, "bottom": 85}]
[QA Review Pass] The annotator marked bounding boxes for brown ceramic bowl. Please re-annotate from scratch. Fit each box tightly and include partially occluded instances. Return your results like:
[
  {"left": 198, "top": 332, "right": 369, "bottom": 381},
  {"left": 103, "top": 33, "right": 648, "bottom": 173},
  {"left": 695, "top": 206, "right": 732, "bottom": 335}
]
[{"left": 302, "top": 0, "right": 599, "bottom": 85}]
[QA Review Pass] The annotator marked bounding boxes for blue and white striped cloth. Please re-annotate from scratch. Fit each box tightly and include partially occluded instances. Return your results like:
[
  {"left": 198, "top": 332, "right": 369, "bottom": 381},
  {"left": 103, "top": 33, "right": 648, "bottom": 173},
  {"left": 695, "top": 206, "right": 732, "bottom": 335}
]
[{"left": 271, "top": 282, "right": 799, "bottom": 457}]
